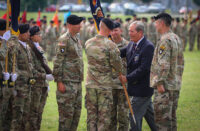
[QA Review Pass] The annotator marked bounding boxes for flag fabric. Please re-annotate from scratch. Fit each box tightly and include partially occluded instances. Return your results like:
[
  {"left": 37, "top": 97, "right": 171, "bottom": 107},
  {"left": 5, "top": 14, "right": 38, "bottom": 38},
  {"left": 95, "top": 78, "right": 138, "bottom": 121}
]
[
  {"left": 36, "top": 9, "right": 41, "bottom": 27},
  {"left": 10, "top": 0, "right": 20, "bottom": 36},
  {"left": 52, "top": 9, "right": 59, "bottom": 27},
  {"left": 64, "top": 11, "right": 71, "bottom": 24},
  {"left": 89, "top": 0, "right": 104, "bottom": 33},
  {"left": 21, "top": 10, "right": 27, "bottom": 23}
]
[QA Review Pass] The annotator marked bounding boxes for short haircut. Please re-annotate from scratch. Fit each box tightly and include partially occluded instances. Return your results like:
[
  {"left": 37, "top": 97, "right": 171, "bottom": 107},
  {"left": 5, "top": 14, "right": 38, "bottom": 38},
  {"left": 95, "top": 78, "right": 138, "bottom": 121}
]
[{"left": 130, "top": 21, "right": 144, "bottom": 33}]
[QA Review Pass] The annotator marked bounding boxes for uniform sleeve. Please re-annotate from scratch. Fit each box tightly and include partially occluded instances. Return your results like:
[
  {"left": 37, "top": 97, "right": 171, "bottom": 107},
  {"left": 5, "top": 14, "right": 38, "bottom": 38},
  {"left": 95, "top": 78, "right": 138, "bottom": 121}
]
[
  {"left": 155, "top": 40, "right": 171, "bottom": 86},
  {"left": 109, "top": 42, "right": 122, "bottom": 73},
  {"left": 53, "top": 41, "right": 66, "bottom": 82}
]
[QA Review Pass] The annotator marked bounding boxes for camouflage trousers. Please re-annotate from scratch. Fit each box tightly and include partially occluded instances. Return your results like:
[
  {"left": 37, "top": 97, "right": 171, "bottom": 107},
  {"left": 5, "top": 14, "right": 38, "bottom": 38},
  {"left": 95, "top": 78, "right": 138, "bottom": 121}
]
[
  {"left": 56, "top": 81, "right": 82, "bottom": 131},
  {"left": 46, "top": 42, "right": 56, "bottom": 61},
  {"left": 85, "top": 87, "right": 113, "bottom": 131},
  {"left": 181, "top": 36, "right": 187, "bottom": 51},
  {"left": 110, "top": 89, "right": 129, "bottom": 131},
  {"left": 189, "top": 36, "right": 196, "bottom": 51},
  {"left": 153, "top": 89, "right": 180, "bottom": 131},
  {"left": 197, "top": 34, "right": 200, "bottom": 50},
  {"left": 1, "top": 87, "right": 14, "bottom": 131},
  {"left": 10, "top": 86, "right": 31, "bottom": 131},
  {"left": 37, "top": 87, "right": 48, "bottom": 130},
  {"left": 29, "top": 86, "right": 48, "bottom": 131}
]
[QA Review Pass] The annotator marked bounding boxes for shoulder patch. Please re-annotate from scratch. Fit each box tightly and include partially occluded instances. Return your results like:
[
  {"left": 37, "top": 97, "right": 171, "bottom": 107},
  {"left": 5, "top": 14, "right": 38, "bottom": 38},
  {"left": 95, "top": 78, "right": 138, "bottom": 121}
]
[{"left": 159, "top": 45, "right": 165, "bottom": 55}]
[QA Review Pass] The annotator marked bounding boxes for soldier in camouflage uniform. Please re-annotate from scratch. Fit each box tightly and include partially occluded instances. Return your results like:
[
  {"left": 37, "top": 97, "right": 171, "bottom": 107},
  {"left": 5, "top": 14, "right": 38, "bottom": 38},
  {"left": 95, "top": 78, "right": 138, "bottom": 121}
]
[
  {"left": 61, "top": 23, "right": 67, "bottom": 35},
  {"left": 40, "top": 20, "right": 47, "bottom": 51},
  {"left": 150, "top": 13, "right": 182, "bottom": 131},
  {"left": 197, "top": 20, "right": 200, "bottom": 50},
  {"left": 188, "top": 21, "right": 197, "bottom": 51},
  {"left": 28, "top": 26, "right": 54, "bottom": 131},
  {"left": 122, "top": 18, "right": 131, "bottom": 40},
  {"left": 56, "top": 20, "right": 62, "bottom": 38},
  {"left": 85, "top": 18, "right": 122, "bottom": 131},
  {"left": 53, "top": 15, "right": 84, "bottom": 131},
  {"left": 147, "top": 17, "right": 157, "bottom": 46},
  {"left": 46, "top": 20, "right": 57, "bottom": 61},
  {"left": 7, "top": 24, "right": 34, "bottom": 131},
  {"left": 110, "top": 22, "right": 129, "bottom": 131},
  {"left": 180, "top": 19, "right": 188, "bottom": 51},
  {"left": 173, "top": 18, "right": 182, "bottom": 37},
  {"left": 0, "top": 19, "right": 9, "bottom": 131},
  {"left": 141, "top": 17, "right": 148, "bottom": 37}
]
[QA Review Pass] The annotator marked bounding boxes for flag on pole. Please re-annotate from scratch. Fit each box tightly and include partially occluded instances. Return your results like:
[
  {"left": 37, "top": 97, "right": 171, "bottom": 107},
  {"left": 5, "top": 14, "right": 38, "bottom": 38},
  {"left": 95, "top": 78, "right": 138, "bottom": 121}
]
[
  {"left": 52, "top": 9, "right": 59, "bottom": 27},
  {"left": 10, "top": 0, "right": 20, "bottom": 36},
  {"left": 89, "top": 0, "right": 104, "bottom": 33},
  {"left": 1, "top": 2, "right": 11, "bottom": 20},
  {"left": 21, "top": 10, "right": 27, "bottom": 23},
  {"left": 36, "top": 9, "right": 41, "bottom": 27},
  {"left": 64, "top": 11, "right": 71, "bottom": 24}
]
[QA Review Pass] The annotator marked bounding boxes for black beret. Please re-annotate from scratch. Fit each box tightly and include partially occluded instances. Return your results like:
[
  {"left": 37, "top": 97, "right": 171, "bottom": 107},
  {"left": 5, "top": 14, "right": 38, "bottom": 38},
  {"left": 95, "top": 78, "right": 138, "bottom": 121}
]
[
  {"left": 50, "top": 20, "right": 54, "bottom": 23},
  {"left": 0, "top": 19, "right": 6, "bottom": 31},
  {"left": 67, "top": 15, "right": 83, "bottom": 25},
  {"left": 29, "top": 26, "right": 40, "bottom": 37},
  {"left": 113, "top": 22, "right": 121, "bottom": 29},
  {"left": 19, "top": 24, "right": 30, "bottom": 34},
  {"left": 101, "top": 18, "right": 114, "bottom": 30},
  {"left": 154, "top": 13, "right": 172, "bottom": 21},
  {"left": 125, "top": 18, "right": 131, "bottom": 22}
]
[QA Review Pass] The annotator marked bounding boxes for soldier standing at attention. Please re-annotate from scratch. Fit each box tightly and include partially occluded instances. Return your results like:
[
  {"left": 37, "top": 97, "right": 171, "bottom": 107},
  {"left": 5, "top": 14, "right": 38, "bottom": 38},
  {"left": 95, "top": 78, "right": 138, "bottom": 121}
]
[
  {"left": 28, "top": 26, "right": 54, "bottom": 131},
  {"left": 0, "top": 19, "right": 9, "bottom": 130},
  {"left": 197, "top": 20, "right": 200, "bottom": 50},
  {"left": 53, "top": 15, "right": 84, "bottom": 131},
  {"left": 110, "top": 22, "right": 129, "bottom": 131},
  {"left": 8, "top": 24, "right": 34, "bottom": 131},
  {"left": 180, "top": 19, "right": 188, "bottom": 51},
  {"left": 85, "top": 18, "right": 122, "bottom": 131},
  {"left": 148, "top": 17, "right": 157, "bottom": 46},
  {"left": 41, "top": 20, "right": 47, "bottom": 51},
  {"left": 46, "top": 20, "right": 57, "bottom": 61},
  {"left": 150, "top": 13, "right": 180, "bottom": 130},
  {"left": 188, "top": 21, "right": 197, "bottom": 51}
]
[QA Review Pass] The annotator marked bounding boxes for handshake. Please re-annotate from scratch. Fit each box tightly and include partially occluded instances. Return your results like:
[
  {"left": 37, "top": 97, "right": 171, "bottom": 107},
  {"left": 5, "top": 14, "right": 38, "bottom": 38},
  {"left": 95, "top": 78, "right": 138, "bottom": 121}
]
[{"left": 3, "top": 72, "right": 18, "bottom": 81}]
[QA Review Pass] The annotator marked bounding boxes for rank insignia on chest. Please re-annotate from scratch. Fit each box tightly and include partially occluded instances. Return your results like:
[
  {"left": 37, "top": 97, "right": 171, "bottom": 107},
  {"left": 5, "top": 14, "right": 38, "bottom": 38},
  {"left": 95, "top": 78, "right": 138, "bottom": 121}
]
[{"left": 159, "top": 45, "right": 165, "bottom": 55}]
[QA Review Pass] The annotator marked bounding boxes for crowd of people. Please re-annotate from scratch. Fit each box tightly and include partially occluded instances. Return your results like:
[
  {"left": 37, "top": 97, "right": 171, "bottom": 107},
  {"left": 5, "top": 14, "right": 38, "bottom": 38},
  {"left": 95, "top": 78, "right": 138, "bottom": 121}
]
[{"left": 0, "top": 11, "right": 199, "bottom": 131}]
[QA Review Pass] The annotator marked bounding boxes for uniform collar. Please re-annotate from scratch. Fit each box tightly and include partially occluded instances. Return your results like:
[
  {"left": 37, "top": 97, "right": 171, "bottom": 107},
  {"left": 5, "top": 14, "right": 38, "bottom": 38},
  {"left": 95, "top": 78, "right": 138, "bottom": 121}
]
[{"left": 19, "top": 40, "right": 27, "bottom": 49}]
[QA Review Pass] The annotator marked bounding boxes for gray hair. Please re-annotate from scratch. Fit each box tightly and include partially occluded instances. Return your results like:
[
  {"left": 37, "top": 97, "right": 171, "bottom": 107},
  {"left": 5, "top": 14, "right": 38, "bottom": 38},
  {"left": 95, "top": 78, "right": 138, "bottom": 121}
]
[{"left": 130, "top": 21, "right": 145, "bottom": 33}]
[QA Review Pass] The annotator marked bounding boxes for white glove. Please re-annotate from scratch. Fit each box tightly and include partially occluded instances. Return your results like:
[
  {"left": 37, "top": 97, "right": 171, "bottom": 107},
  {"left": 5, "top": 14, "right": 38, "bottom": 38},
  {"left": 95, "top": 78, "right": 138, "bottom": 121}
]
[
  {"left": 3, "top": 72, "right": 10, "bottom": 81},
  {"left": 47, "top": 86, "right": 50, "bottom": 92},
  {"left": 11, "top": 73, "right": 18, "bottom": 82},
  {"left": 46, "top": 74, "right": 54, "bottom": 81}
]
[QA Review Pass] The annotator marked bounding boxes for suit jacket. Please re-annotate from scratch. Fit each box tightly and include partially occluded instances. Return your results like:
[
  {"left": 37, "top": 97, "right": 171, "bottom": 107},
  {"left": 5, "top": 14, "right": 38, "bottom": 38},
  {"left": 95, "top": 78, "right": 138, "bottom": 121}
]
[{"left": 120, "top": 37, "right": 154, "bottom": 97}]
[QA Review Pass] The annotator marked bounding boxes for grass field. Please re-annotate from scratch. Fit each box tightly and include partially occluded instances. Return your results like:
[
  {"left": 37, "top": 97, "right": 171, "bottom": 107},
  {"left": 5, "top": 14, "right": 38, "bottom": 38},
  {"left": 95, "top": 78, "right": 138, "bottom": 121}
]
[{"left": 1, "top": 11, "right": 200, "bottom": 131}]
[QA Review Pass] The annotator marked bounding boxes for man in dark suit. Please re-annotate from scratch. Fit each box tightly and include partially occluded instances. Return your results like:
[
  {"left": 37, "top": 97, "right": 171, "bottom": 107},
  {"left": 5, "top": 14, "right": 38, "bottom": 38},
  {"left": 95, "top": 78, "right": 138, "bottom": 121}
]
[{"left": 119, "top": 21, "right": 156, "bottom": 131}]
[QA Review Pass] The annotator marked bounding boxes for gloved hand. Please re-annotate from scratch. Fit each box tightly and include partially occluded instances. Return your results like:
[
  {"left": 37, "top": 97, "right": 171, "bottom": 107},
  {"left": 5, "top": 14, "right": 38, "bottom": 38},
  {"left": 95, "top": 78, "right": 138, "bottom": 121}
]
[
  {"left": 11, "top": 73, "right": 18, "bottom": 82},
  {"left": 46, "top": 74, "right": 54, "bottom": 81},
  {"left": 3, "top": 72, "right": 10, "bottom": 81}
]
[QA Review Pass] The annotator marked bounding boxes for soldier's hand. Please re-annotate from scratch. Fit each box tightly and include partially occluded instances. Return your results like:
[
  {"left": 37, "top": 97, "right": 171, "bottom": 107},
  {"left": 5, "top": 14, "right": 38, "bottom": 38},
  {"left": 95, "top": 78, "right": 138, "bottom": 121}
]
[
  {"left": 3, "top": 72, "right": 10, "bottom": 81},
  {"left": 11, "top": 73, "right": 18, "bottom": 82},
  {"left": 157, "top": 84, "right": 165, "bottom": 93},
  {"left": 119, "top": 74, "right": 127, "bottom": 84},
  {"left": 57, "top": 82, "right": 66, "bottom": 93}
]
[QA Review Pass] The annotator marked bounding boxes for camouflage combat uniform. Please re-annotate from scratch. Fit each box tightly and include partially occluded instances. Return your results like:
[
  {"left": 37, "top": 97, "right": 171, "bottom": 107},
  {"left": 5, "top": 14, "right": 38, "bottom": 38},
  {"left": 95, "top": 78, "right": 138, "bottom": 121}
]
[
  {"left": 53, "top": 31, "right": 83, "bottom": 131},
  {"left": 150, "top": 30, "right": 181, "bottom": 131},
  {"left": 46, "top": 26, "right": 57, "bottom": 61},
  {"left": 110, "top": 38, "right": 129, "bottom": 131},
  {"left": 0, "top": 37, "right": 7, "bottom": 130},
  {"left": 85, "top": 35, "right": 122, "bottom": 131},
  {"left": 197, "top": 21, "right": 200, "bottom": 50},
  {"left": 188, "top": 23, "right": 197, "bottom": 51},
  {"left": 28, "top": 41, "right": 49, "bottom": 131},
  {"left": 41, "top": 24, "right": 47, "bottom": 51},
  {"left": 148, "top": 21, "right": 157, "bottom": 46},
  {"left": 8, "top": 36, "right": 33, "bottom": 131},
  {"left": 180, "top": 23, "right": 188, "bottom": 51}
]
